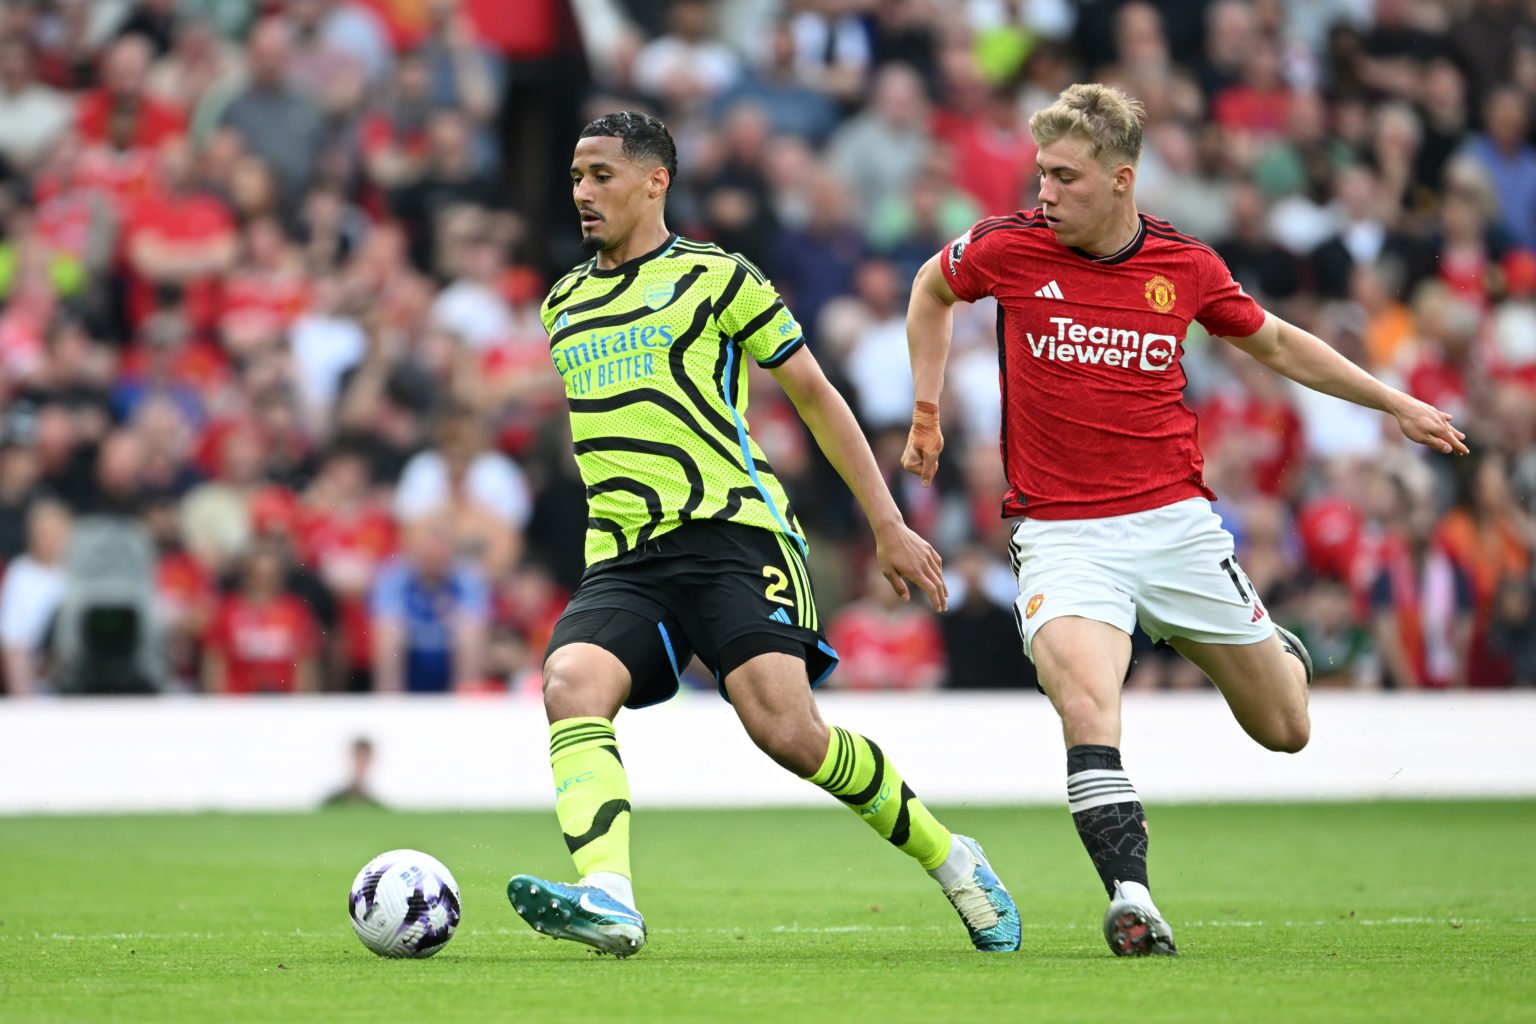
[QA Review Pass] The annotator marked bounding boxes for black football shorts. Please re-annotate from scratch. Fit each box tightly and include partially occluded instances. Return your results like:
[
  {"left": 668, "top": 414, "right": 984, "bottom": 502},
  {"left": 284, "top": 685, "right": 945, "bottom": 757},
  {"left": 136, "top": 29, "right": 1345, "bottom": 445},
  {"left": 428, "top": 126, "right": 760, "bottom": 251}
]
[{"left": 547, "top": 520, "right": 839, "bottom": 708}]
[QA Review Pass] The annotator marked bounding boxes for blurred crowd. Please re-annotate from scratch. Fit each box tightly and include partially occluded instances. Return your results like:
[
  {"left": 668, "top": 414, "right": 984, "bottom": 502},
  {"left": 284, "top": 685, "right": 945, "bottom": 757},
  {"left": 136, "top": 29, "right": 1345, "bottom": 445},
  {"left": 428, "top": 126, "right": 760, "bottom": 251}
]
[{"left": 0, "top": 0, "right": 1533, "bottom": 698}]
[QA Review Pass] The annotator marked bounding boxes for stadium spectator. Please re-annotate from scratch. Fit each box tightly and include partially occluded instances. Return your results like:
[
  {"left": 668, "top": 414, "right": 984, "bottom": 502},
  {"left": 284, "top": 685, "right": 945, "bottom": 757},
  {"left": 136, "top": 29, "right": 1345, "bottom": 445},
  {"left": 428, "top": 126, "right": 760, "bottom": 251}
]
[
  {"left": 75, "top": 35, "right": 186, "bottom": 151},
  {"left": 1459, "top": 87, "right": 1536, "bottom": 252},
  {"left": 202, "top": 539, "right": 320, "bottom": 694},
  {"left": 321, "top": 736, "right": 384, "bottom": 807},
  {"left": 290, "top": 273, "right": 367, "bottom": 429},
  {"left": 301, "top": 442, "right": 395, "bottom": 691},
  {"left": 428, "top": 231, "right": 514, "bottom": 351},
  {"left": 1435, "top": 451, "right": 1534, "bottom": 688},
  {"left": 0, "top": 35, "right": 73, "bottom": 170},
  {"left": 940, "top": 544, "right": 1037, "bottom": 690},
  {"left": 411, "top": 0, "right": 504, "bottom": 161},
  {"left": 1196, "top": 0, "right": 1258, "bottom": 99},
  {"left": 781, "top": 1, "right": 872, "bottom": 107},
  {"left": 287, "top": 0, "right": 394, "bottom": 92},
  {"left": 132, "top": 393, "right": 202, "bottom": 497},
  {"left": 85, "top": 427, "right": 148, "bottom": 517},
  {"left": 360, "top": 50, "right": 437, "bottom": 192},
  {"left": 768, "top": 168, "right": 865, "bottom": 340},
  {"left": 394, "top": 402, "right": 530, "bottom": 531},
  {"left": 1216, "top": 183, "right": 1301, "bottom": 304},
  {"left": 633, "top": 0, "right": 741, "bottom": 114},
  {"left": 826, "top": 63, "right": 931, "bottom": 222},
  {"left": 144, "top": 16, "right": 244, "bottom": 127},
  {"left": 117, "top": 0, "right": 182, "bottom": 58},
  {"left": 0, "top": 427, "right": 41, "bottom": 563},
  {"left": 217, "top": 17, "right": 326, "bottom": 211},
  {"left": 1310, "top": 164, "right": 1429, "bottom": 301},
  {"left": 715, "top": 18, "right": 839, "bottom": 144},
  {"left": 0, "top": 500, "right": 70, "bottom": 694},
  {"left": 1368, "top": 469, "right": 1474, "bottom": 689},
  {"left": 1489, "top": 571, "right": 1536, "bottom": 688},
  {"left": 122, "top": 138, "right": 238, "bottom": 332},
  {"left": 370, "top": 513, "right": 490, "bottom": 693},
  {"left": 826, "top": 559, "right": 945, "bottom": 691},
  {"left": 389, "top": 108, "right": 505, "bottom": 274}
]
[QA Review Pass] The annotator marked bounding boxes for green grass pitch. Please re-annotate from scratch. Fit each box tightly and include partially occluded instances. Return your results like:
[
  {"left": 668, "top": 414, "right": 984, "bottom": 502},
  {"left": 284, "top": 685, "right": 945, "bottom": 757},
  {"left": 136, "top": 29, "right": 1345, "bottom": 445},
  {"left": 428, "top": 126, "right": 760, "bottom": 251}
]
[{"left": 2, "top": 801, "right": 1533, "bottom": 1023}]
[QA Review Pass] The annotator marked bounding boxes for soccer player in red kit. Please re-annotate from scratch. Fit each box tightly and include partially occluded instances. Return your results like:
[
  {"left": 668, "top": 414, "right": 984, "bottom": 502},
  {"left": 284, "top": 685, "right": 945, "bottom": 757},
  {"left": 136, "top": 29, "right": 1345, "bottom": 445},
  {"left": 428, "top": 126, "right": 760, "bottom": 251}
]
[{"left": 902, "top": 84, "right": 1468, "bottom": 957}]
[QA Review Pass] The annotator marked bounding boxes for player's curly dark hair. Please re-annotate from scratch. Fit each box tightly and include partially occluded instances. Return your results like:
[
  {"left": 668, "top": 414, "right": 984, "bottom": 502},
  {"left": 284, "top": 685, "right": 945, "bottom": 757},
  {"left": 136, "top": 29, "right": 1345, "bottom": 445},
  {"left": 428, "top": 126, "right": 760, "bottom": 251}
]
[{"left": 579, "top": 111, "right": 678, "bottom": 191}]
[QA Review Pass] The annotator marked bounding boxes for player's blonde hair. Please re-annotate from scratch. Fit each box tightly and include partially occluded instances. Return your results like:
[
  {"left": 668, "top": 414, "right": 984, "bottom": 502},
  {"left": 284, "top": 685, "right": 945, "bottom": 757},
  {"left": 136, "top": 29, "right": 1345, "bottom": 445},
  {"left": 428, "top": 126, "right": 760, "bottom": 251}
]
[{"left": 1028, "top": 83, "right": 1147, "bottom": 169}]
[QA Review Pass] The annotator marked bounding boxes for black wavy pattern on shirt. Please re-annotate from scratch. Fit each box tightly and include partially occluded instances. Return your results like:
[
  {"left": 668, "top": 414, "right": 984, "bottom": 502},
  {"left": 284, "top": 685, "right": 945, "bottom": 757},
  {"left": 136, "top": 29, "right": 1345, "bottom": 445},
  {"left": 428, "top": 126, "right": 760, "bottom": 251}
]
[
  {"left": 574, "top": 436, "right": 706, "bottom": 525},
  {"left": 545, "top": 262, "right": 594, "bottom": 312},
  {"left": 586, "top": 517, "right": 628, "bottom": 557},
  {"left": 715, "top": 485, "right": 763, "bottom": 521},
  {"left": 666, "top": 297, "right": 741, "bottom": 446},
  {"left": 586, "top": 476, "right": 664, "bottom": 547},
  {"left": 549, "top": 265, "right": 707, "bottom": 348},
  {"left": 568, "top": 388, "right": 773, "bottom": 475}
]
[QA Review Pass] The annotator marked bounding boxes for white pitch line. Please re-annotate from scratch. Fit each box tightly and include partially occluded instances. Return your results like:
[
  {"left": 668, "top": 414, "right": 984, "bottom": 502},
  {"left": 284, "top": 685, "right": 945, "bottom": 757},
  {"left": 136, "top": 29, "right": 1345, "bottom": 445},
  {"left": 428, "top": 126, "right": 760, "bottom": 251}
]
[{"left": 2, "top": 917, "right": 1529, "bottom": 944}]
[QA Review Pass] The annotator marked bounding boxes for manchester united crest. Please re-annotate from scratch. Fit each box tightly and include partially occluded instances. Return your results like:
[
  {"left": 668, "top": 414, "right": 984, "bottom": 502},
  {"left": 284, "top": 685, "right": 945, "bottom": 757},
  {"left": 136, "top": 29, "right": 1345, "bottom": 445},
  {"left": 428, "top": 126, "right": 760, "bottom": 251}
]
[
  {"left": 1025, "top": 593, "right": 1045, "bottom": 619},
  {"left": 1144, "top": 275, "right": 1176, "bottom": 313}
]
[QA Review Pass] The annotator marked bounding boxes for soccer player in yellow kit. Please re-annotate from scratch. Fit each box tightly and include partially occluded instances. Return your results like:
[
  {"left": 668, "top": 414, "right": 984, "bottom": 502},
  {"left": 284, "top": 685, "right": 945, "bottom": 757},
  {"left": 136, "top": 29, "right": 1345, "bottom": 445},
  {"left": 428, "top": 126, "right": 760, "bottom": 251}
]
[{"left": 505, "top": 111, "right": 1021, "bottom": 957}]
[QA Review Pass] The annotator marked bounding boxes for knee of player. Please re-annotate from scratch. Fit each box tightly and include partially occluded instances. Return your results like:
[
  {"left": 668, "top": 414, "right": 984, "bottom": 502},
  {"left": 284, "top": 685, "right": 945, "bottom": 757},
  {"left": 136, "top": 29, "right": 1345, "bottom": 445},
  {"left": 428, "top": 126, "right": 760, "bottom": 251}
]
[
  {"left": 746, "top": 718, "right": 827, "bottom": 777},
  {"left": 541, "top": 652, "right": 606, "bottom": 718},
  {"left": 1056, "top": 691, "right": 1117, "bottom": 737}
]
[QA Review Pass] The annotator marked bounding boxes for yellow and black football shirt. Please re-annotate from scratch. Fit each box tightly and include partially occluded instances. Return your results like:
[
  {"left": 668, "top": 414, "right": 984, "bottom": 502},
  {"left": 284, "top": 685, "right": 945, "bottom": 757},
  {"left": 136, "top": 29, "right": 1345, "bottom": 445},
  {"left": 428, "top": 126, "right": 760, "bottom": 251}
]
[{"left": 541, "top": 233, "right": 808, "bottom": 568}]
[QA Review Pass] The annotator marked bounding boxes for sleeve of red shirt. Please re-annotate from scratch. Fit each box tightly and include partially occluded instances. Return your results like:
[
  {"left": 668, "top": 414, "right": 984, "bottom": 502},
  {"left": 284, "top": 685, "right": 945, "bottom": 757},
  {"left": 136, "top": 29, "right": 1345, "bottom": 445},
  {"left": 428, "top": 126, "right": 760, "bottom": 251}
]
[
  {"left": 936, "top": 220, "right": 1008, "bottom": 303},
  {"left": 1194, "top": 248, "right": 1267, "bottom": 339}
]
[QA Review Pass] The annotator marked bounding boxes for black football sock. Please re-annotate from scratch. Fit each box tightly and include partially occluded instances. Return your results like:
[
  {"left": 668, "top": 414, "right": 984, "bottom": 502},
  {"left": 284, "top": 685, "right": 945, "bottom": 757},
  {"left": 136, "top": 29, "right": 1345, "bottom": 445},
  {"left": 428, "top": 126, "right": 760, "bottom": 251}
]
[{"left": 1067, "top": 744, "right": 1149, "bottom": 897}]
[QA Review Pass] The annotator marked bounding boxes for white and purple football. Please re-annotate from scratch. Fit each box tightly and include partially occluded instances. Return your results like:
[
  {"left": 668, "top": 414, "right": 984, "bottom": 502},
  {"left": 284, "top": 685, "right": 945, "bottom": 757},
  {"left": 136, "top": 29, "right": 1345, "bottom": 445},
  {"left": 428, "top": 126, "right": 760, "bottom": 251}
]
[{"left": 348, "top": 849, "right": 462, "bottom": 958}]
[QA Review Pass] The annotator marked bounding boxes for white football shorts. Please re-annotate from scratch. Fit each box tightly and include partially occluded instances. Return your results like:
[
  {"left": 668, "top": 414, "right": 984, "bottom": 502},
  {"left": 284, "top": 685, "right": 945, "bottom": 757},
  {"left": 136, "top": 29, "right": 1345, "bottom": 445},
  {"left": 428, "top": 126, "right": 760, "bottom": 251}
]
[{"left": 1008, "top": 497, "right": 1275, "bottom": 660}]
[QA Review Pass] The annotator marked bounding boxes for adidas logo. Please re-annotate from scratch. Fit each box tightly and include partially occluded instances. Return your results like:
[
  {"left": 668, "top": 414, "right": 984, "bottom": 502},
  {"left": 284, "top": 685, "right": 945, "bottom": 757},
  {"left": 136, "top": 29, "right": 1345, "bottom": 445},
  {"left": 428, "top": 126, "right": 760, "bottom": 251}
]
[
  {"left": 553, "top": 311, "right": 570, "bottom": 329},
  {"left": 1033, "top": 280, "right": 1064, "bottom": 299},
  {"left": 1251, "top": 603, "right": 1266, "bottom": 623},
  {"left": 768, "top": 607, "right": 792, "bottom": 625}
]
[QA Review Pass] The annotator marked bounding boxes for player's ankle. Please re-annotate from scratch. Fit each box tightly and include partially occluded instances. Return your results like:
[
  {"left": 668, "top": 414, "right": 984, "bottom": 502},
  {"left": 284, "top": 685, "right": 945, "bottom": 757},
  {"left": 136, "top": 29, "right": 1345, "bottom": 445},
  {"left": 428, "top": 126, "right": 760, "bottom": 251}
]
[
  {"left": 927, "top": 834, "right": 974, "bottom": 889},
  {"left": 581, "top": 871, "right": 636, "bottom": 912}
]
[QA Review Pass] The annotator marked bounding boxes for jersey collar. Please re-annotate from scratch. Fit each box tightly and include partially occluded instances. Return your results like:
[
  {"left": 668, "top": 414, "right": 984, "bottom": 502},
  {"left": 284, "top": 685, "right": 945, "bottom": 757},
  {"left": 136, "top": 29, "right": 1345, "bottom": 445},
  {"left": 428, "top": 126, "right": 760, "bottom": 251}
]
[
  {"left": 1068, "top": 216, "right": 1146, "bottom": 266},
  {"left": 588, "top": 232, "right": 679, "bottom": 278}
]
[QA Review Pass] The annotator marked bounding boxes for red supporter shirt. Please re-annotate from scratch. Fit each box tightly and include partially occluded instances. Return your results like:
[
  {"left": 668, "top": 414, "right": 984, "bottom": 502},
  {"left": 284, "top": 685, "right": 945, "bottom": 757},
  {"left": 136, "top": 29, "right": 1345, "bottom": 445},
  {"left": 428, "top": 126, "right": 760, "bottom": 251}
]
[
  {"left": 826, "top": 603, "right": 945, "bottom": 691},
  {"left": 74, "top": 91, "right": 187, "bottom": 150},
  {"left": 1195, "top": 391, "right": 1304, "bottom": 497},
  {"left": 220, "top": 269, "right": 311, "bottom": 338},
  {"left": 123, "top": 191, "right": 236, "bottom": 329},
  {"left": 300, "top": 509, "right": 397, "bottom": 668},
  {"left": 204, "top": 594, "right": 317, "bottom": 694},
  {"left": 940, "top": 208, "right": 1268, "bottom": 520}
]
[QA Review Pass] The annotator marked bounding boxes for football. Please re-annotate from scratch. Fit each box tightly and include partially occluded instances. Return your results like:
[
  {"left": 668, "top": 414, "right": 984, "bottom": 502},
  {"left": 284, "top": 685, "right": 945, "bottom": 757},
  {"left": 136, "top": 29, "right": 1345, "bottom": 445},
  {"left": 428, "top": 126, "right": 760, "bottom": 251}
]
[{"left": 348, "top": 849, "right": 462, "bottom": 958}]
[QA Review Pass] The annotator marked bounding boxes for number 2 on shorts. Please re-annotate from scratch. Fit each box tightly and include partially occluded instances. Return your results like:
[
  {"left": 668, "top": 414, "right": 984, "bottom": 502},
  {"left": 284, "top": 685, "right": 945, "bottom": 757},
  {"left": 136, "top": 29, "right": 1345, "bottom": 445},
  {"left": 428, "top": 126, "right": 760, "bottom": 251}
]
[{"left": 762, "top": 566, "right": 794, "bottom": 606}]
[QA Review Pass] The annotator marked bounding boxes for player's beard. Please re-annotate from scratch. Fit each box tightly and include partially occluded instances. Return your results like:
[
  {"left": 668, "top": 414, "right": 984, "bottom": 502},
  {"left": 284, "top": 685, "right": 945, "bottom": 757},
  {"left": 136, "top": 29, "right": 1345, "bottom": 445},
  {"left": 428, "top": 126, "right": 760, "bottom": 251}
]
[{"left": 579, "top": 232, "right": 605, "bottom": 256}]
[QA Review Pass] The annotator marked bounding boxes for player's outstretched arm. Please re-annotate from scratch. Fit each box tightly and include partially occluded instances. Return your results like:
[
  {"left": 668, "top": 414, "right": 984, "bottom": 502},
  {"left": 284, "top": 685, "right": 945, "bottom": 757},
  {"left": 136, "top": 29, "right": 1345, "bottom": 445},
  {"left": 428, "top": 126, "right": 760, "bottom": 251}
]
[
  {"left": 902, "top": 254, "right": 962, "bottom": 487},
  {"left": 769, "top": 347, "right": 949, "bottom": 612},
  {"left": 1227, "top": 311, "right": 1470, "bottom": 456}
]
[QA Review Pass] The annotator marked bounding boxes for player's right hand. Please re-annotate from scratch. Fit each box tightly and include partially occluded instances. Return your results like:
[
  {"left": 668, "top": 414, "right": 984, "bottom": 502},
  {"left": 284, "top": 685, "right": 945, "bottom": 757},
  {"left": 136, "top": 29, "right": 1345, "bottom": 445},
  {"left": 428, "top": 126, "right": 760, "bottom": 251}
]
[{"left": 901, "top": 400, "right": 944, "bottom": 487}]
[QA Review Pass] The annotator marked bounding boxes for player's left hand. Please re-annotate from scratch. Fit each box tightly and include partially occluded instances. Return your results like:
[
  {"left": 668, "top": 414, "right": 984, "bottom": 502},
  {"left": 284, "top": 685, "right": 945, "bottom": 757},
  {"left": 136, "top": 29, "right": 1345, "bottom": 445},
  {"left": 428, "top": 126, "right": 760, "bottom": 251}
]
[
  {"left": 1393, "top": 394, "right": 1469, "bottom": 455},
  {"left": 875, "top": 523, "right": 949, "bottom": 612}
]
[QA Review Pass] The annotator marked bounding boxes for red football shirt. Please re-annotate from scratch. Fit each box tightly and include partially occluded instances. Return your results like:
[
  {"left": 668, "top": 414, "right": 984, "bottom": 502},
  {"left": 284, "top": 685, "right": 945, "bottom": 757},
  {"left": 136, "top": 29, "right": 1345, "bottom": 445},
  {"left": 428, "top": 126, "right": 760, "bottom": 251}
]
[
  {"left": 75, "top": 91, "right": 187, "bottom": 150},
  {"left": 122, "top": 191, "right": 236, "bottom": 330},
  {"left": 300, "top": 508, "right": 397, "bottom": 668},
  {"left": 940, "top": 208, "right": 1268, "bottom": 520},
  {"left": 204, "top": 594, "right": 317, "bottom": 694}
]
